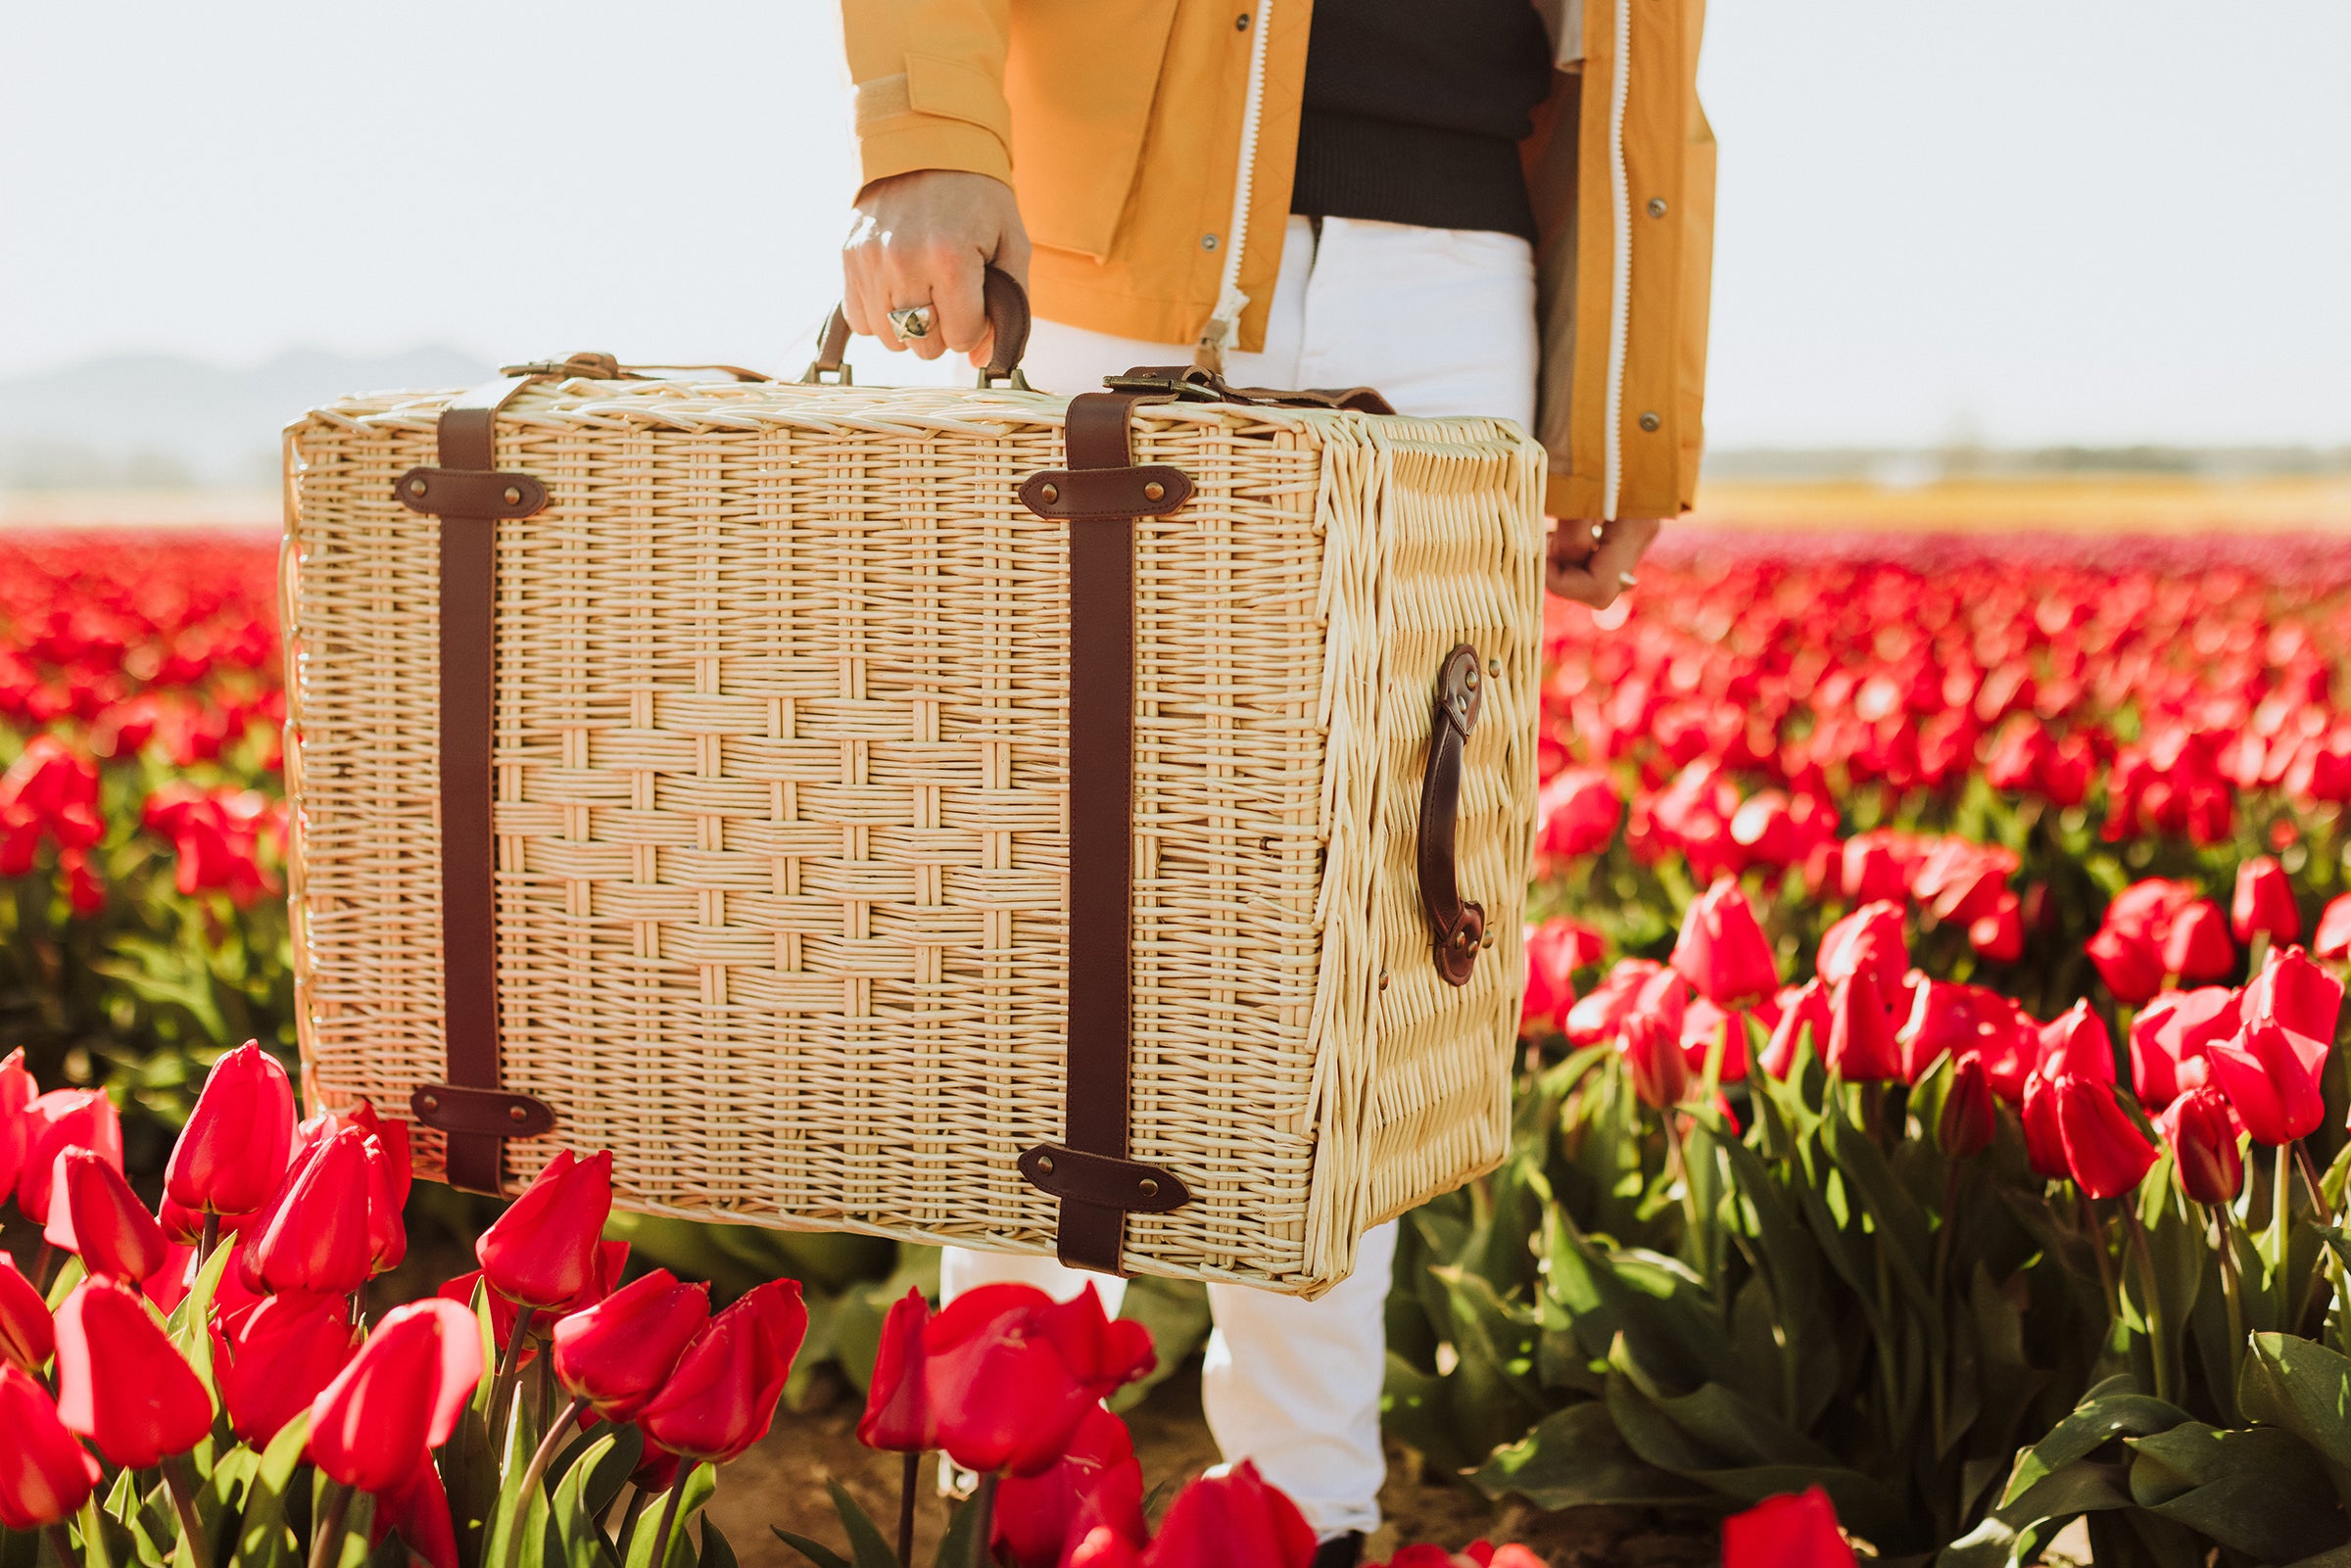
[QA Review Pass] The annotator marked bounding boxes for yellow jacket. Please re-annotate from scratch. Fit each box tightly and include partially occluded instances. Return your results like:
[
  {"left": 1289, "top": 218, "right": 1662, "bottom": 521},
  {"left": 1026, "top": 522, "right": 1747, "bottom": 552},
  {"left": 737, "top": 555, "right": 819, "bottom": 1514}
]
[{"left": 843, "top": 0, "right": 1713, "bottom": 520}]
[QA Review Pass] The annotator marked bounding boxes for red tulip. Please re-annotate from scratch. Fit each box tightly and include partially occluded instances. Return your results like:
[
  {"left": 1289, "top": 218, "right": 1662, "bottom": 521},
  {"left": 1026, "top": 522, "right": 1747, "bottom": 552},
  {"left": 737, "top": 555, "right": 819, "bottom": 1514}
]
[
  {"left": 308, "top": 1298, "right": 484, "bottom": 1493},
  {"left": 638, "top": 1278, "right": 807, "bottom": 1464},
  {"left": 143, "top": 1241, "right": 199, "bottom": 1315},
  {"left": 0, "top": 1252, "right": 54, "bottom": 1374},
  {"left": 1564, "top": 960, "right": 1685, "bottom": 1045},
  {"left": 992, "top": 1405, "right": 1147, "bottom": 1568},
  {"left": 2207, "top": 1019, "right": 2329, "bottom": 1146},
  {"left": 2161, "top": 899, "right": 2234, "bottom": 982},
  {"left": 2247, "top": 944, "right": 2343, "bottom": 1044},
  {"left": 1670, "top": 878, "right": 1780, "bottom": 1007},
  {"left": 2050, "top": 1076, "right": 2158, "bottom": 1200},
  {"left": 249, "top": 1125, "right": 376, "bottom": 1296},
  {"left": 1620, "top": 1011, "right": 1690, "bottom": 1110},
  {"left": 0, "top": 1049, "right": 30, "bottom": 1200},
  {"left": 44, "top": 1147, "right": 169, "bottom": 1282},
  {"left": 215, "top": 1291, "right": 361, "bottom": 1445},
  {"left": 2129, "top": 987, "right": 2241, "bottom": 1110},
  {"left": 1679, "top": 997, "right": 1751, "bottom": 1084},
  {"left": 1535, "top": 768, "right": 1620, "bottom": 859},
  {"left": 1817, "top": 902, "right": 1907, "bottom": 996},
  {"left": 1842, "top": 839, "right": 1906, "bottom": 905},
  {"left": 1899, "top": 979, "right": 2008, "bottom": 1083},
  {"left": 52, "top": 1276, "right": 214, "bottom": 1467},
  {"left": 2038, "top": 1001, "right": 2118, "bottom": 1084},
  {"left": 372, "top": 1455, "right": 459, "bottom": 1568},
  {"left": 921, "top": 1282, "right": 1154, "bottom": 1477},
  {"left": 1940, "top": 1055, "right": 1995, "bottom": 1160},
  {"left": 2087, "top": 925, "right": 2166, "bottom": 1006},
  {"left": 552, "top": 1267, "right": 711, "bottom": 1421},
  {"left": 475, "top": 1149, "right": 614, "bottom": 1309},
  {"left": 1969, "top": 892, "right": 2024, "bottom": 963},
  {"left": 1823, "top": 971, "right": 1902, "bottom": 1082},
  {"left": 165, "top": 1039, "right": 296, "bottom": 1216},
  {"left": 2160, "top": 1085, "right": 2244, "bottom": 1205},
  {"left": 0, "top": 1365, "right": 102, "bottom": 1531},
  {"left": 2020, "top": 1072, "right": 2070, "bottom": 1181},
  {"left": 2233, "top": 856, "right": 2300, "bottom": 945},
  {"left": 1138, "top": 1461, "right": 1317, "bottom": 1568},
  {"left": 1721, "top": 1486, "right": 1857, "bottom": 1568},
  {"left": 160, "top": 1192, "right": 256, "bottom": 1246},
  {"left": 2316, "top": 894, "right": 2351, "bottom": 963},
  {"left": 1521, "top": 918, "right": 1602, "bottom": 1035},
  {"left": 1757, "top": 980, "right": 1829, "bottom": 1079},
  {"left": 857, "top": 1286, "right": 935, "bottom": 1452},
  {"left": 629, "top": 1442, "right": 683, "bottom": 1495},
  {"left": 15, "top": 1086, "right": 122, "bottom": 1224}
]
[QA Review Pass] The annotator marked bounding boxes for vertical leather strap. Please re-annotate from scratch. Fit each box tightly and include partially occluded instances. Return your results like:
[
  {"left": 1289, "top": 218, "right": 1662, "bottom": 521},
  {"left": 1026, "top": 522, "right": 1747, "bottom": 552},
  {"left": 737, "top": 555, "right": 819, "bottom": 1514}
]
[
  {"left": 391, "top": 375, "right": 552, "bottom": 1195},
  {"left": 1015, "top": 392, "right": 1191, "bottom": 1274}
]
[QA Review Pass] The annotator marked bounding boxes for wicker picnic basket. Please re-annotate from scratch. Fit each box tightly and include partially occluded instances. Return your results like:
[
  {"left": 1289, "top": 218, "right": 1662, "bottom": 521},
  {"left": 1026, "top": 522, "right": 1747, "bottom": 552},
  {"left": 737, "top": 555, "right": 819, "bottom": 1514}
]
[{"left": 280, "top": 278, "right": 1545, "bottom": 1296}]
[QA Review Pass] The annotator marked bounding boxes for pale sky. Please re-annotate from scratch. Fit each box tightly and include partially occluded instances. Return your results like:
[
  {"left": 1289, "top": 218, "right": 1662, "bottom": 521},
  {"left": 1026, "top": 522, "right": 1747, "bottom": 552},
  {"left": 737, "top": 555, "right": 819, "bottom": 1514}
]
[{"left": 4, "top": 2, "right": 2346, "bottom": 449}]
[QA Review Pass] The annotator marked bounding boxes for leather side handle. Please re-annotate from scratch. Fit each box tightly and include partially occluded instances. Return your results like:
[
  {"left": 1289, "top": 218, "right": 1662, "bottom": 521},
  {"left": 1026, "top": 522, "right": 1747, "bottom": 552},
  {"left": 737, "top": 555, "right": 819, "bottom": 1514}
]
[
  {"left": 802, "top": 265, "right": 1032, "bottom": 387},
  {"left": 1418, "top": 644, "right": 1488, "bottom": 987}
]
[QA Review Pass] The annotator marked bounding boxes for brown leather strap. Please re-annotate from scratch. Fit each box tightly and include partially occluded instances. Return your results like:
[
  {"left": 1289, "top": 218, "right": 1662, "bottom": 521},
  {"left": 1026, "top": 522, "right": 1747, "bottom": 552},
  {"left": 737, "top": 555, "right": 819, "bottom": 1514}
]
[
  {"left": 804, "top": 265, "right": 1032, "bottom": 386},
  {"left": 1418, "top": 645, "right": 1488, "bottom": 986},
  {"left": 394, "top": 375, "right": 553, "bottom": 1194},
  {"left": 1104, "top": 365, "right": 1396, "bottom": 414},
  {"left": 1018, "top": 391, "right": 1189, "bottom": 1273}
]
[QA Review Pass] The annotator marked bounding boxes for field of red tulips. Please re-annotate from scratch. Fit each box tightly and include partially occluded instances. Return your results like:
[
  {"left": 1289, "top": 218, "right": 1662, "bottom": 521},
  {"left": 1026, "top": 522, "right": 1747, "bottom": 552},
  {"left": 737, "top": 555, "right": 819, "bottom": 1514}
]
[{"left": 9, "top": 523, "right": 2351, "bottom": 1565}]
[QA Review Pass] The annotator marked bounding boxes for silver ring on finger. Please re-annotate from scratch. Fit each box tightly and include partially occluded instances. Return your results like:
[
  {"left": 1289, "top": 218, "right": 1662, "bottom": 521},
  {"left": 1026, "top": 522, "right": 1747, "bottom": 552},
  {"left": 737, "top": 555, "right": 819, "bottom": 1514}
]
[
  {"left": 1617, "top": 571, "right": 1639, "bottom": 590},
  {"left": 887, "top": 304, "right": 936, "bottom": 340},
  {"left": 1591, "top": 521, "right": 1607, "bottom": 545}
]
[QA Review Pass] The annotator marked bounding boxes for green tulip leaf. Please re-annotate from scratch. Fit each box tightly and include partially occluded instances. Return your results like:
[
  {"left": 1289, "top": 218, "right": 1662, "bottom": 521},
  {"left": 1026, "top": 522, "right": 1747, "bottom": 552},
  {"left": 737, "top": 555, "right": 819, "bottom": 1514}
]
[
  {"left": 438, "top": 1401, "right": 499, "bottom": 1568},
  {"left": 2239, "top": 1332, "right": 2351, "bottom": 1487},
  {"left": 1471, "top": 1399, "right": 1707, "bottom": 1509},
  {"left": 1381, "top": 1352, "right": 1482, "bottom": 1475},
  {"left": 1998, "top": 1377, "right": 2189, "bottom": 1511},
  {"left": 233, "top": 1411, "right": 314, "bottom": 1568},
  {"left": 482, "top": 1375, "right": 547, "bottom": 1568},
  {"left": 696, "top": 1520, "right": 738, "bottom": 1568},
  {"left": 0, "top": 1526, "right": 37, "bottom": 1568},
  {"left": 43, "top": 1256, "right": 85, "bottom": 1311},
  {"left": 768, "top": 1529, "right": 852, "bottom": 1568},
  {"left": 812, "top": 1478, "right": 900, "bottom": 1568},
  {"left": 929, "top": 1483, "right": 984, "bottom": 1568},
  {"left": 549, "top": 1432, "right": 624, "bottom": 1568},
  {"left": 2280, "top": 1544, "right": 2351, "bottom": 1568},
  {"left": 624, "top": 1467, "right": 716, "bottom": 1568},
  {"left": 2126, "top": 1421, "right": 2348, "bottom": 1565},
  {"left": 168, "top": 1239, "right": 238, "bottom": 1402}
]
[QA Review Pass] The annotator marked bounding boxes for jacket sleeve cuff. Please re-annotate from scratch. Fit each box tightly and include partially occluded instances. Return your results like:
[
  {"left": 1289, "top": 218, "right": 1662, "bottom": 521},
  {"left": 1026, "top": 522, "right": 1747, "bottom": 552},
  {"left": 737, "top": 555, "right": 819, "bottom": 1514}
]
[{"left": 853, "top": 58, "right": 1015, "bottom": 190}]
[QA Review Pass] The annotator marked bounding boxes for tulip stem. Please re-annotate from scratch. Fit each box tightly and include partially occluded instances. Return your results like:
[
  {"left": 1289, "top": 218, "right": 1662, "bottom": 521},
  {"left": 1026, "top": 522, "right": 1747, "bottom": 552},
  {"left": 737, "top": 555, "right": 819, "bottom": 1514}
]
[
  {"left": 614, "top": 1490, "right": 651, "bottom": 1559},
  {"left": 896, "top": 1450, "right": 919, "bottom": 1568},
  {"left": 162, "top": 1452, "right": 212, "bottom": 1568},
  {"left": 47, "top": 1526, "right": 76, "bottom": 1568},
  {"left": 2297, "top": 1141, "right": 2336, "bottom": 1228},
  {"left": 2213, "top": 1204, "right": 2248, "bottom": 1423},
  {"left": 488, "top": 1304, "right": 538, "bottom": 1447},
  {"left": 966, "top": 1473, "right": 997, "bottom": 1568},
  {"left": 35, "top": 1241, "right": 57, "bottom": 1292},
  {"left": 2274, "top": 1142, "right": 2295, "bottom": 1278},
  {"left": 2120, "top": 1202, "right": 2174, "bottom": 1405},
  {"left": 198, "top": 1212, "right": 220, "bottom": 1269},
  {"left": 648, "top": 1481, "right": 689, "bottom": 1568},
  {"left": 507, "top": 1397, "right": 593, "bottom": 1568},
  {"left": 309, "top": 1481, "right": 353, "bottom": 1568}
]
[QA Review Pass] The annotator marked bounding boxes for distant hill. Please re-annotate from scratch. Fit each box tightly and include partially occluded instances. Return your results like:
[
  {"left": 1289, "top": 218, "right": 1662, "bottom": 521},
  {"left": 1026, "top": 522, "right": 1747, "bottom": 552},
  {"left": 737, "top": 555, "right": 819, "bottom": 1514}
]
[{"left": 0, "top": 346, "right": 489, "bottom": 489}]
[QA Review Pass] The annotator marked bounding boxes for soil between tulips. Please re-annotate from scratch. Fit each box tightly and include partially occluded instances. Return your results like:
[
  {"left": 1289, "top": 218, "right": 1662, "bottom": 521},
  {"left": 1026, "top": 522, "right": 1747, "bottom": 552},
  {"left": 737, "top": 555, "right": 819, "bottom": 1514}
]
[{"left": 711, "top": 1363, "right": 1717, "bottom": 1568}]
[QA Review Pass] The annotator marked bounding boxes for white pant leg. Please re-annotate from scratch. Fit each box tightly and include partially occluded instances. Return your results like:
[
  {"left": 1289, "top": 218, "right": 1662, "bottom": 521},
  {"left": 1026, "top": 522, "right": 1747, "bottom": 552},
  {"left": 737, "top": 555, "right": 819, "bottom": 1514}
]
[
  {"left": 1199, "top": 1219, "right": 1398, "bottom": 1540},
  {"left": 938, "top": 1246, "right": 1128, "bottom": 1316},
  {"left": 999, "top": 216, "right": 1534, "bottom": 1543}
]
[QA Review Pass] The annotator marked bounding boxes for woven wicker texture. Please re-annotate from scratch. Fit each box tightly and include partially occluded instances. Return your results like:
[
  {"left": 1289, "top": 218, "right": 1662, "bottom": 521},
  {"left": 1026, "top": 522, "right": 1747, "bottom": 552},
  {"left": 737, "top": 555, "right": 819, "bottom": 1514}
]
[{"left": 282, "top": 375, "right": 1543, "bottom": 1296}]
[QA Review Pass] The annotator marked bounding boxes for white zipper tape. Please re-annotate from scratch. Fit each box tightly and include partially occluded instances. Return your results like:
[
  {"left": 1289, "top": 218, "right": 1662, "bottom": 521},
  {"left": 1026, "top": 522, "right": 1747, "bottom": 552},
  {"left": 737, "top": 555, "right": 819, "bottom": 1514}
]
[
  {"left": 1601, "top": 0, "right": 1633, "bottom": 523},
  {"left": 1198, "top": 0, "right": 1274, "bottom": 369}
]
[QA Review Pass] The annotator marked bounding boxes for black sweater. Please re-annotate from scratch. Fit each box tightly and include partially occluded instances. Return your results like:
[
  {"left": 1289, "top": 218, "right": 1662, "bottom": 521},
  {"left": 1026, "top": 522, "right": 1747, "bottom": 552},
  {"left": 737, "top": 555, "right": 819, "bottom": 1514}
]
[{"left": 1290, "top": 0, "right": 1555, "bottom": 242}]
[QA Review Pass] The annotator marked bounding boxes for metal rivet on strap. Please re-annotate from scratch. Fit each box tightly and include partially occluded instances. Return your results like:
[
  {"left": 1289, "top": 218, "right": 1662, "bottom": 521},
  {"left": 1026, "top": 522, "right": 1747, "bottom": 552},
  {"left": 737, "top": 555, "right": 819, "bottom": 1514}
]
[
  {"left": 1040, "top": 482, "right": 1059, "bottom": 503},
  {"left": 1465, "top": 667, "right": 1479, "bottom": 689},
  {"left": 503, "top": 486, "right": 523, "bottom": 505},
  {"left": 507, "top": 1104, "right": 529, "bottom": 1123},
  {"left": 1143, "top": 481, "right": 1166, "bottom": 502},
  {"left": 408, "top": 478, "right": 427, "bottom": 497},
  {"left": 1378, "top": 970, "right": 1390, "bottom": 991},
  {"left": 1488, "top": 658, "right": 1501, "bottom": 678},
  {"left": 1481, "top": 929, "right": 1494, "bottom": 949},
  {"left": 1036, "top": 1153, "right": 1055, "bottom": 1174},
  {"left": 419, "top": 1093, "right": 440, "bottom": 1112},
  {"left": 1137, "top": 1177, "right": 1159, "bottom": 1199}
]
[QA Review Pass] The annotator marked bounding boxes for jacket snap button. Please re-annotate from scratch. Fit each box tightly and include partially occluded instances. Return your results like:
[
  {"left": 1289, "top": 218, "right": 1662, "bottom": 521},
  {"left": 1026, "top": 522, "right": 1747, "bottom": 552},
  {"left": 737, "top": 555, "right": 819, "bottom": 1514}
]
[
  {"left": 1639, "top": 410, "right": 1661, "bottom": 432},
  {"left": 1235, "top": 11, "right": 1250, "bottom": 26},
  {"left": 1039, "top": 482, "right": 1059, "bottom": 503},
  {"left": 1201, "top": 234, "right": 1220, "bottom": 252},
  {"left": 1647, "top": 198, "right": 1668, "bottom": 218},
  {"left": 1142, "top": 481, "right": 1165, "bottom": 502}
]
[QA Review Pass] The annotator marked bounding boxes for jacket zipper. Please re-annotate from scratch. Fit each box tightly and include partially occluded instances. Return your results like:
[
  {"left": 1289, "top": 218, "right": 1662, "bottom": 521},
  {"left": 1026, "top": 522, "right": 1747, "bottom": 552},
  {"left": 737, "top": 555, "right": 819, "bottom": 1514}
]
[
  {"left": 1196, "top": 0, "right": 1274, "bottom": 369},
  {"left": 1601, "top": 0, "right": 1633, "bottom": 522}
]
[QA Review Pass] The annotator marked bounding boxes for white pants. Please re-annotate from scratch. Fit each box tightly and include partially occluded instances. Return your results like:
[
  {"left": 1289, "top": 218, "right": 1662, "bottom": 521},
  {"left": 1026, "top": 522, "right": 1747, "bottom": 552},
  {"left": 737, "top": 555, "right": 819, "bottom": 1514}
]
[{"left": 945, "top": 214, "right": 1538, "bottom": 1542}]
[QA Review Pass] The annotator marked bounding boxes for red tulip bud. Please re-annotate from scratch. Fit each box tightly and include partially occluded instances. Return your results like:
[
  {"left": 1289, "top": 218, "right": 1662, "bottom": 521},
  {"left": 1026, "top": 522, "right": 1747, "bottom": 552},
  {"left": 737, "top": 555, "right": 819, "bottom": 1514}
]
[
  {"left": 0, "top": 1252, "right": 54, "bottom": 1374},
  {"left": 1940, "top": 1056, "right": 1995, "bottom": 1160},
  {"left": 1620, "top": 1011, "right": 1689, "bottom": 1110},
  {"left": 1670, "top": 879, "right": 1780, "bottom": 1008},
  {"left": 639, "top": 1278, "right": 808, "bottom": 1464},
  {"left": 371, "top": 1454, "right": 458, "bottom": 1568},
  {"left": 44, "top": 1147, "right": 169, "bottom": 1282},
  {"left": 53, "top": 1276, "right": 214, "bottom": 1468},
  {"left": 1968, "top": 892, "right": 2024, "bottom": 964},
  {"left": 249, "top": 1125, "right": 376, "bottom": 1297},
  {"left": 165, "top": 1040, "right": 296, "bottom": 1216},
  {"left": 2160, "top": 899, "right": 2234, "bottom": 983},
  {"left": 2247, "top": 944, "right": 2343, "bottom": 1044},
  {"left": 2161, "top": 1085, "right": 2244, "bottom": 1205},
  {"left": 2087, "top": 925, "right": 2166, "bottom": 1006},
  {"left": 1816, "top": 902, "right": 1908, "bottom": 1003},
  {"left": 2050, "top": 1076, "right": 2158, "bottom": 1200},
  {"left": 2207, "top": 1019, "right": 2328, "bottom": 1147},
  {"left": 2232, "top": 856, "right": 2301, "bottom": 945},
  {"left": 1722, "top": 1487, "right": 1857, "bottom": 1568},
  {"left": 1824, "top": 971, "right": 1902, "bottom": 1082},
  {"left": 215, "top": 1291, "right": 361, "bottom": 1445},
  {"left": 857, "top": 1286, "right": 936, "bottom": 1453},
  {"left": 2038, "top": 1001, "right": 2118, "bottom": 1085},
  {"left": 921, "top": 1283, "right": 1153, "bottom": 1478},
  {"left": 474, "top": 1149, "right": 614, "bottom": 1309},
  {"left": 0, "top": 1049, "right": 31, "bottom": 1202},
  {"left": 1757, "top": 980, "right": 1829, "bottom": 1079},
  {"left": 0, "top": 1365, "right": 102, "bottom": 1532},
  {"left": 2316, "top": 894, "right": 2351, "bottom": 964},
  {"left": 15, "top": 1087, "right": 122, "bottom": 1224},
  {"left": 1137, "top": 1461, "right": 1317, "bottom": 1568},
  {"left": 552, "top": 1268, "right": 712, "bottom": 1422},
  {"left": 2128, "top": 987, "right": 2240, "bottom": 1111},
  {"left": 308, "top": 1298, "right": 484, "bottom": 1493},
  {"left": 994, "top": 1405, "right": 1147, "bottom": 1568}
]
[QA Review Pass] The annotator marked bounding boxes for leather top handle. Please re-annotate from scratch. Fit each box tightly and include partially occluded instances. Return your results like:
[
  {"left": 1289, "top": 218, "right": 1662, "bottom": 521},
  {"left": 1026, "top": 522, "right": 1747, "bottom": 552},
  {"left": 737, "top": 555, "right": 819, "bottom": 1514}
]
[
  {"left": 802, "top": 265, "right": 1032, "bottom": 388},
  {"left": 1419, "top": 644, "right": 1489, "bottom": 987}
]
